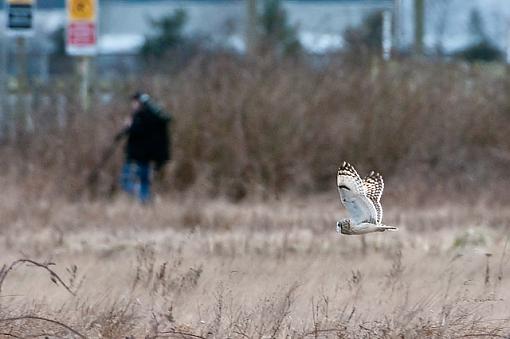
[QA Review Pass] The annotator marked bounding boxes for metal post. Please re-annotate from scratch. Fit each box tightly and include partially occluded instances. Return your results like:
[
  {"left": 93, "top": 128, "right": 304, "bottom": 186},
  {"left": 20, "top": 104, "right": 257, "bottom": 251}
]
[
  {"left": 246, "top": 0, "right": 258, "bottom": 55},
  {"left": 0, "top": 30, "right": 7, "bottom": 138},
  {"left": 382, "top": 10, "right": 392, "bottom": 60},
  {"left": 414, "top": 0, "right": 425, "bottom": 55},
  {"left": 79, "top": 55, "right": 91, "bottom": 111},
  {"left": 393, "top": 0, "right": 401, "bottom": 52},
  {"left": 16, "top": 37, "right": 28, "bottom": 91},
  {"left": 506, "top": 19, "right": 510, "bottom": 64},
  {"left": 15, "top": 36, "right": 30, "bottom": 134}
]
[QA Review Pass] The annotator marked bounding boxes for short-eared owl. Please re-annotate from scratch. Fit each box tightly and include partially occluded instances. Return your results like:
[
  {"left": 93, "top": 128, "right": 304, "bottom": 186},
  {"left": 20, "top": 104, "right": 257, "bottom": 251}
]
[{"left": 336, "top": 162, "right": 397, "bottom": 235}]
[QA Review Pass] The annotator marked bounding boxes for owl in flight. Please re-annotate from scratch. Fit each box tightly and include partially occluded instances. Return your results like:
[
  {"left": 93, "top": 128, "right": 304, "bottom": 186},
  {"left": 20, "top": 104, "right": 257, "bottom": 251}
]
[{"left": 336, "top": 162, "right": 398, "bottom": 235}]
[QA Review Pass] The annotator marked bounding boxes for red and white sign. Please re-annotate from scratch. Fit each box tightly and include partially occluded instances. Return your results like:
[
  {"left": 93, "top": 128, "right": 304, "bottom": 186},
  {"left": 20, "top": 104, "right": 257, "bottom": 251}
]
[
  {"left": 68, "top": 22, "right": 96, "bottom": 46},
  {"left": 66, "top": 0, "right": 98, "bottom": 56}
]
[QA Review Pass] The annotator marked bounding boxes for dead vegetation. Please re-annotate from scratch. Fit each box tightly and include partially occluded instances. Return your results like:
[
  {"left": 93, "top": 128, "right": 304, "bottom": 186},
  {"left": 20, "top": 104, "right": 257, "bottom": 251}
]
[
  {"left": 1, "top": 55, "right": 510, "bottom": 337},
  {"left": 0, "top": 197, "right": 509, "bottom": 338},
  {"left": 1, "top": 56, "right": 510, "bottom": 203}
]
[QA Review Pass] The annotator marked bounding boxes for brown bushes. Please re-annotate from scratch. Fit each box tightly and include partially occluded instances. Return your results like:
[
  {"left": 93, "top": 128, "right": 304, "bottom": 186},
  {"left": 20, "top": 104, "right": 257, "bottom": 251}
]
[{"left": 2, "top": 56, "right": 510, "bottom": 203}]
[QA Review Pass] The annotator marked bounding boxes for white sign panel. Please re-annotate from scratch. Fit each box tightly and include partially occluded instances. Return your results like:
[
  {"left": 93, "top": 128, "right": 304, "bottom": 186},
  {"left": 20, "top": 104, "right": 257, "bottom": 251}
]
[{"left": 66, "top": 0, "right": 98, "bottom": 56}]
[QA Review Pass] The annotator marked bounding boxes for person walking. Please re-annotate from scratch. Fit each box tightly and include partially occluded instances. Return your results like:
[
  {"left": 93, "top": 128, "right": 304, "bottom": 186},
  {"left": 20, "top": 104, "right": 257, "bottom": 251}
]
[{"left": 116, "top": 92, "right": 172, "bottom": 203}]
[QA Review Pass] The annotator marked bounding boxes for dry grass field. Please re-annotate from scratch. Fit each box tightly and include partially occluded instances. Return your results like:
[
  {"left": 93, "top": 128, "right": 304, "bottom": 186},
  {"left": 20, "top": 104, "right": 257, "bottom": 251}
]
[
  {"left": 1, "top": 193, "right": 509, "bottom": 338},
  {"left": 1, "top": 57, "right": 510, "bottom": 337}
]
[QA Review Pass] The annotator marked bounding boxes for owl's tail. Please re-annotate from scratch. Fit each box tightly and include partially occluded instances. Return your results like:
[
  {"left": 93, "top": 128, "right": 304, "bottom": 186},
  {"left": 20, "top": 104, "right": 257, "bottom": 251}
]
[{"left": 378, "top": 225, "right": 398, "bottom": 232}]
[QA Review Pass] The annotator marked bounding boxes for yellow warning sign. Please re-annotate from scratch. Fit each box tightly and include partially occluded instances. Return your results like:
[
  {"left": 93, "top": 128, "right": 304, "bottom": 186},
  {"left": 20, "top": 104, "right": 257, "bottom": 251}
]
[{"left": 68, "top": 0, "right": 96, "bottom": 21}]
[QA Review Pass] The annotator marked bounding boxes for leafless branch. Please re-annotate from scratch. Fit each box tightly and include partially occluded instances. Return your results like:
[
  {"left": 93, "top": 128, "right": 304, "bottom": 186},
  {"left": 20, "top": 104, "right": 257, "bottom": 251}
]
[
  {"left": 232, "top": 330, "right": 250, "bottom": 338},
  {"left": 0, "top": 259, "right": 76, "bottom": 296},
  {"left": 0, "top": 316, "right": 86, "bottom": 339},
  {"left": 0, "top": 332, "right": 21, "bottom": 338},
  {"left": 155, "top": 330, "right": 207, "bottom": 339},
  {"left": 304, "top": 328, "right": 344, "bottom": 337},
  {"left": 454, "top": 334, "right": 507, "bottom": 338}
]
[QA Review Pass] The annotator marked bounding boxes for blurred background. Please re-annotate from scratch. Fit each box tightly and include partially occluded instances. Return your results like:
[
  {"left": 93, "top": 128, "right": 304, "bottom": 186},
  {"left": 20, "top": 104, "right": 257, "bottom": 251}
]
[
  {"left": 4, "top": 3, "right": 510, "bottom": 337},
  {"left": 0, "top": 0, "right": 510, "bottom": 204}
]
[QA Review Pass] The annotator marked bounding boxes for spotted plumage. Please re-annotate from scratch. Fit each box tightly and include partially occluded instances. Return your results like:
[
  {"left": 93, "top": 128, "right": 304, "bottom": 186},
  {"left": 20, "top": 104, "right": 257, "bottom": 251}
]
[
  {"left": 363, "top": 171, "right": 384, "bottom": 224},
  {"left": 336, "top": 162, "right": 397, "bottom": 235}
]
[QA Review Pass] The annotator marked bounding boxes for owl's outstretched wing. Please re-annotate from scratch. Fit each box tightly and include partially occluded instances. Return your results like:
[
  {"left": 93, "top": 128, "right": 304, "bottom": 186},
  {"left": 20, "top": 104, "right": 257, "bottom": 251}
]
[
  {"left": 337, "top": 162, "right": 378, "bottom": 225},
  {"left": 363, "top": 171, "right": 384, "bottom": 224}
]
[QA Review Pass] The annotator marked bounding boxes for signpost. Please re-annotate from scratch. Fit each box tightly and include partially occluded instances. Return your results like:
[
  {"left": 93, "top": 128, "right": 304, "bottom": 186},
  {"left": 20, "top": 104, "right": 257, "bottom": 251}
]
[
  {"left": 4, "top": 0, "right": 35, "bottom": 137},
  {"left": 246, "top": 0, "right": 258, "bottom": 56},
  {"left": 382, "top": 11, "right": 392, "bottom": 61},
  {"left": 414, "top": 0, "right": 425, "bottom": 56},
  {"left": 6, "top": 0, "right": 35, "bottom": 35},
  {"left": 506, "top": 20, "right": 510, "bottom": 64},
  {"left": 66, "top": 0, "right": 97, "bottom": 56},
  {"left": 66, "top": 0, "right": 98, "bottom": 111}
]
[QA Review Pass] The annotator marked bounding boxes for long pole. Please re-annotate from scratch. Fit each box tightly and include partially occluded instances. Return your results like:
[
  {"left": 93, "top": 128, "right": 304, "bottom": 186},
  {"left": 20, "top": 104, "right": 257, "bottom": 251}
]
[
  {"left": 414, "top": 0, "right": 425, "bottom": 55},
  {"left": 246, "top": 0, "right": 257, "bottom": 55},
  {"left": 393, "top": 0, "right": 401, "bottom": 52},
  {"left": 79, "top": 55, "right": 91, "bottom": 111},
  {"left": 16, "top": 37, "right": 28, "bottom": 91},
  {"left": 15, "top": 36, "right": 30, "bottom": 135},
  {"left": 0, "top": 30, "right": 6, "bottom": 138},
  {"left": 506, "top": 19, "right": 510, "bottom": 64},
  {"left": 382, "top": 10, "right": 392, "bottom": 61}
]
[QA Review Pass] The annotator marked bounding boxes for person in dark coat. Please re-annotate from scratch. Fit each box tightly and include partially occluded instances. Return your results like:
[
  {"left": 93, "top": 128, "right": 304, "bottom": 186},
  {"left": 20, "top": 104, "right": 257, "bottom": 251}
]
[{"left": 117, "top": 92, "right": 172, "bottom": 203}]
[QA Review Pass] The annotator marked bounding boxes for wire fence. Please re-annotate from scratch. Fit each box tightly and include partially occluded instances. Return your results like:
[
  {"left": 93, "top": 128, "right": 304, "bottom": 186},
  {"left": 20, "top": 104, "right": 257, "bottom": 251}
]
[{"left": 0, "top": 52, "right": 148, "bottom": 139}]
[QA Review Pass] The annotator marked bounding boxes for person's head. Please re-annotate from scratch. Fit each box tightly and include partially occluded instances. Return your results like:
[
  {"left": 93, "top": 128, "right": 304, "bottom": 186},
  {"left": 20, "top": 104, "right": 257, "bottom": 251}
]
[{"left": 131, "top": 91, "right": 150, "bottom": 110}]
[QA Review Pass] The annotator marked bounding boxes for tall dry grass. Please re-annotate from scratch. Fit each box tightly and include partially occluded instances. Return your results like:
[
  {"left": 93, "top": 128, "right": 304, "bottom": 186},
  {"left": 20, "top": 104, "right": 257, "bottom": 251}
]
[
  {"left": 2, "top": 55, "right": 510, "bottom": 337},
  {"left": 1, "top": 55, "right": 510, "bottom": 204},
  {"left": 0, "top": 197, "right": 509, "bottom": 338}
]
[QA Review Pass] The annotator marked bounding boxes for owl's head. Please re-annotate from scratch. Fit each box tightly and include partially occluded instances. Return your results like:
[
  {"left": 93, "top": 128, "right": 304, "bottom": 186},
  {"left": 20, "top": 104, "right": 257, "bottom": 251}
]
[{"left": 336, "top": 220, "right": 351, "bottom": 234}]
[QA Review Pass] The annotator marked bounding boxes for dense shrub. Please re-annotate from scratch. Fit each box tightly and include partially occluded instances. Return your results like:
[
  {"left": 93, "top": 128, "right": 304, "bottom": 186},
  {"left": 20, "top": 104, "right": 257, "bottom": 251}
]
[
  {"left": 1, "top": 55, "right": 509, "bottom": 203},
  {"left": 455, "top": 40, "right": 503, "bottom": 62}
]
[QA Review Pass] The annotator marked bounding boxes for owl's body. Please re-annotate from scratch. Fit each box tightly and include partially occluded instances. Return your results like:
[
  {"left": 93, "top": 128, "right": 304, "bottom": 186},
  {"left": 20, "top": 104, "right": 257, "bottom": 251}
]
[
  {"left": 336, "top": 162, "right": 397, "bottom": 235},
  {"left": 336, "top": 220, "right": 394, "bottom": 235},
  {"left": 336, "top": 219, "right": 397, "bottom": 235}
]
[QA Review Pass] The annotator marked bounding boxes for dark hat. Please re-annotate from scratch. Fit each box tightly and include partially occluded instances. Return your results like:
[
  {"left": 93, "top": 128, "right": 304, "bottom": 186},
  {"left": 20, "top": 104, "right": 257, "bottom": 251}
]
[
  {"left": 131, "top": 91, "right": 150, "bottom": 103},
  {"left": 131, "top": 91, "right": 143, "bottom": 100}
]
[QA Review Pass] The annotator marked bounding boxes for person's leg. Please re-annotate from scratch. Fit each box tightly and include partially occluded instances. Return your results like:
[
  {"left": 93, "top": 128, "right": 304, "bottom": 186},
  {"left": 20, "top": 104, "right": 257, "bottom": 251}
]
[
  {"left": 136, "top": 162, "right": 152, "bottom": 203},
  {"left": 120, "top": 161, "right": 136, "bottom": 195}
]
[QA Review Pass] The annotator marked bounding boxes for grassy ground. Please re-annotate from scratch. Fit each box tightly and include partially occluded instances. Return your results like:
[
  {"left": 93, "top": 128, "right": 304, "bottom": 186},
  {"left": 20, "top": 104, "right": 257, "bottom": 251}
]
[
  {"left": 1, "top": 194, "right": 509, "bottom": 338},
  {"left": 1, "top": 56, "right": 510, "bottom": 337}
]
